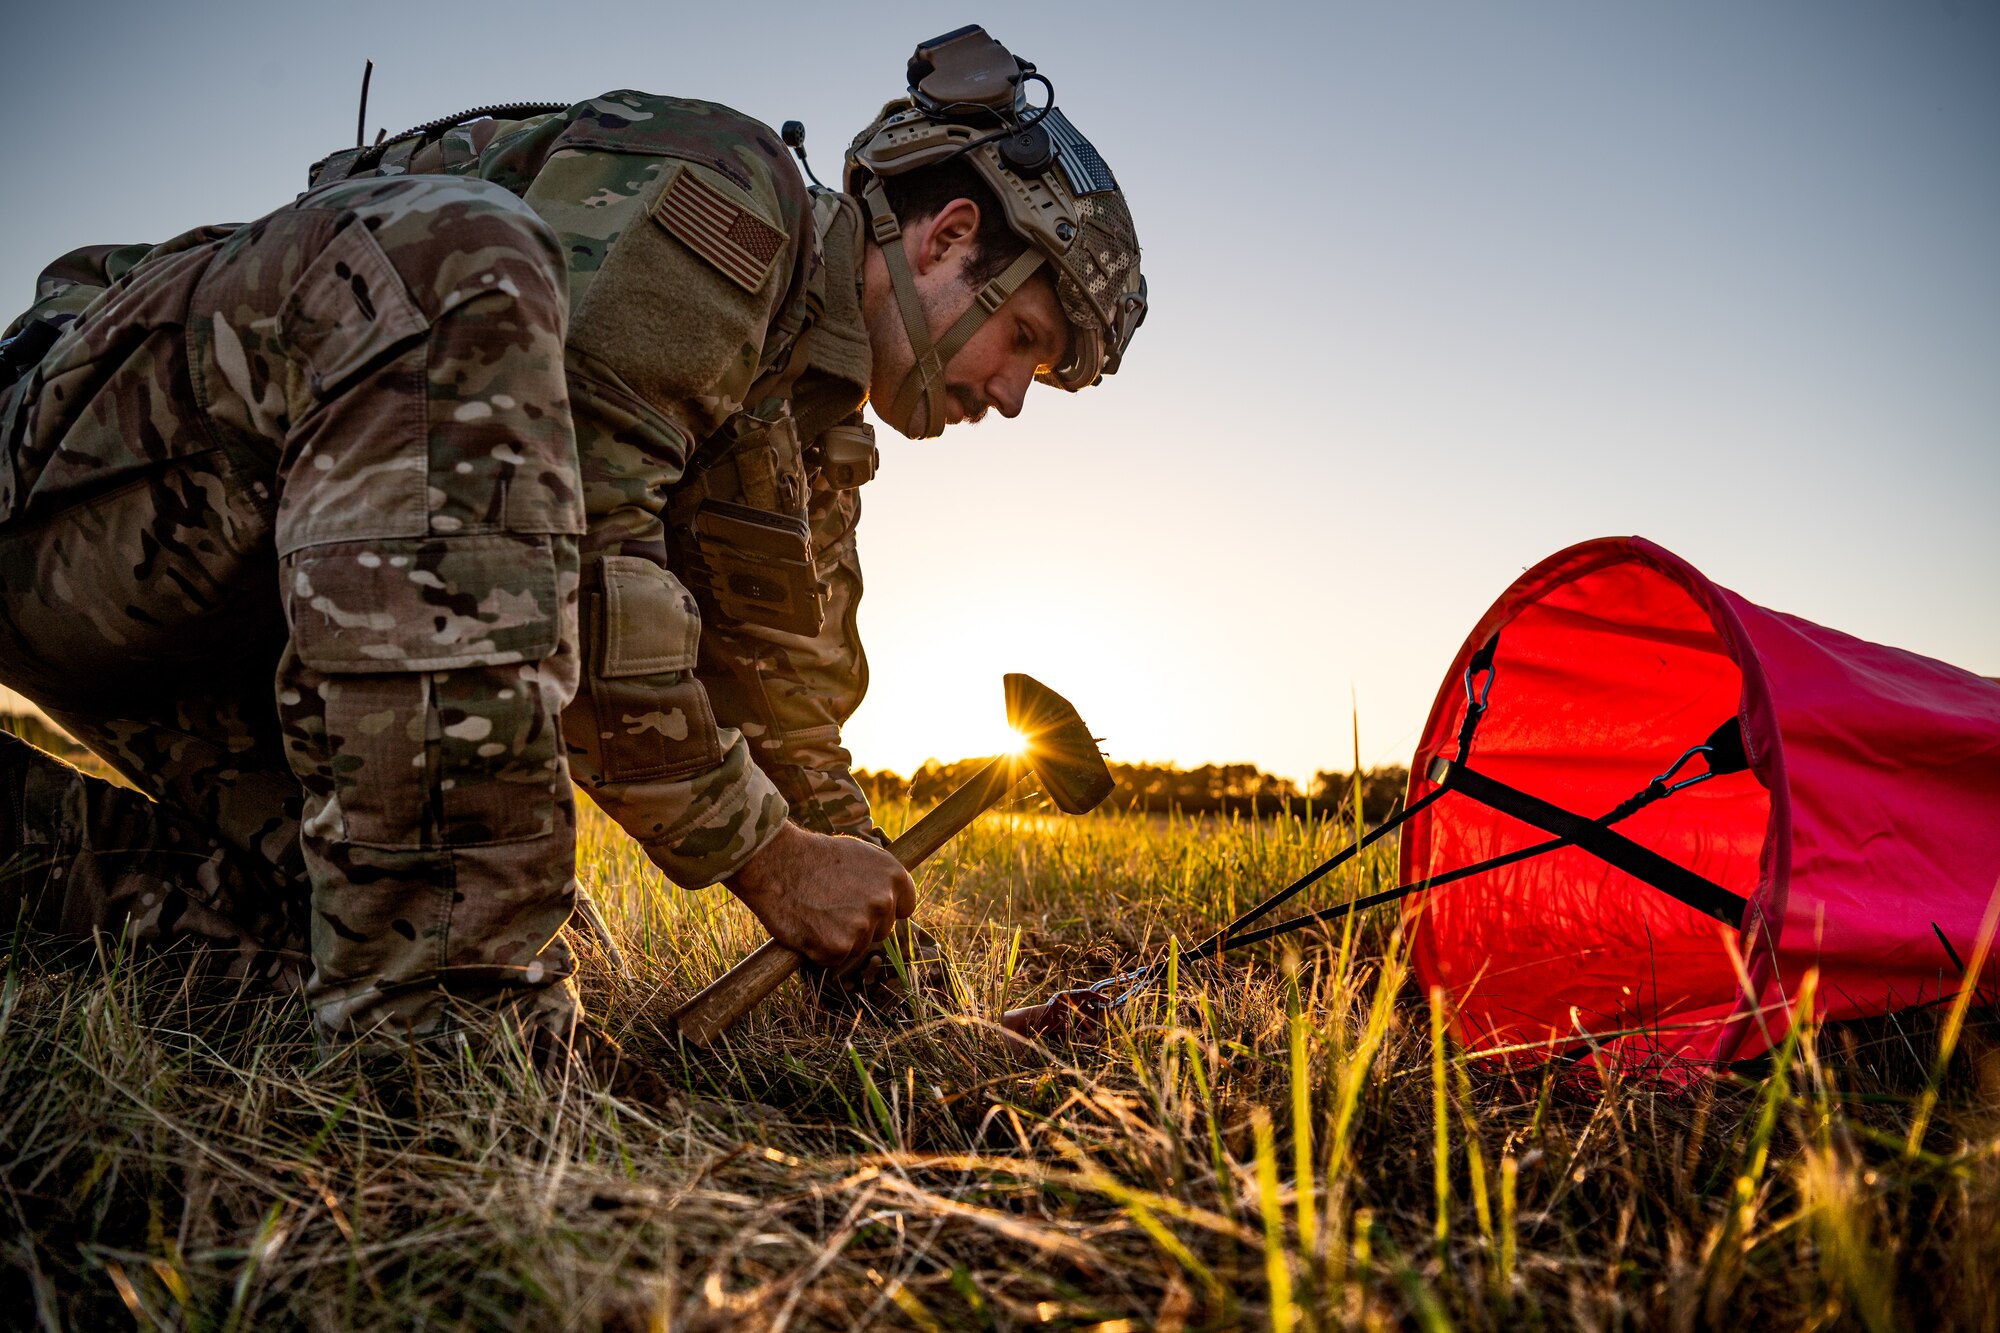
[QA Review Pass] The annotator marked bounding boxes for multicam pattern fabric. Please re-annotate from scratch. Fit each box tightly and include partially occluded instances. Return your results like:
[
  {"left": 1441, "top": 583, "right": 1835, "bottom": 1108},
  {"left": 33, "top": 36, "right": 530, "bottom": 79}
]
[
  {"left": 676, "top": 189, "right": 882, "bottom": 840},
  {"left": 695, "top": 474, "right": 877, "bottom": 839},
  {"left": 385, "top": 93, "right": 882, "bottom": 850},
  {"left": 1, "top": 172, "right": 585, "bottom": 1045},
  {"left": 0, "top": 90, "right": 887, "bottom": 1044}
]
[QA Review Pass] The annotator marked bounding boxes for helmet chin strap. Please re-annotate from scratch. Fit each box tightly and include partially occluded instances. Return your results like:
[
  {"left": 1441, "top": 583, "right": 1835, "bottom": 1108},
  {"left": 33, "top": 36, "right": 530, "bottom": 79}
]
[{"left": 861, "top": 179, "right": 1045, "bottom": 439}]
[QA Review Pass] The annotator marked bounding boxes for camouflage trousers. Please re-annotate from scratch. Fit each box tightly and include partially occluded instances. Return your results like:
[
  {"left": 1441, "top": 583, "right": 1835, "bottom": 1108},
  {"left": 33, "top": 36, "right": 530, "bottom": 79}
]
[{"left": 0, "top": 174, "right": 588, "bottom": 1047}]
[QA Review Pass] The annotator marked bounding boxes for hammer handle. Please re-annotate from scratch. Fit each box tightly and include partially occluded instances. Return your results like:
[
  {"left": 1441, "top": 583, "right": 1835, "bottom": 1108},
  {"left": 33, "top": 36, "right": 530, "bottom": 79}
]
[
  {"left": 670, "top": 755, "right": 1016, "bottom": 1045},
  {"left": 669, "top": 938, "right": 805, "bottom": 1046}
]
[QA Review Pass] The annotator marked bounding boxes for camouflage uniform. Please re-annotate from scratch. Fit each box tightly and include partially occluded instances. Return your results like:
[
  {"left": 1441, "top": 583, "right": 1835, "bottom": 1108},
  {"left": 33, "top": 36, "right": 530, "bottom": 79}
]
[{"left": 0, "top": 92, "right": 880, "bottom": 1045}]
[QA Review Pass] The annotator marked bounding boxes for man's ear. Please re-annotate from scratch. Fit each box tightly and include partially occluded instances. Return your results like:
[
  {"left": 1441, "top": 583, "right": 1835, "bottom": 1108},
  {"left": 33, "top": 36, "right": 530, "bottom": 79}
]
[{"left": 913, "top": 198, "right": 982, "bottom": 276}]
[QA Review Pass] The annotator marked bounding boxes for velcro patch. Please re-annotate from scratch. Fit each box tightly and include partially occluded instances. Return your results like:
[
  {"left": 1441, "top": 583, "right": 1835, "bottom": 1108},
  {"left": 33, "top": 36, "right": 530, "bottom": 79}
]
[{"left": 654, "top": 165, "right": 786, "bottom": 294}]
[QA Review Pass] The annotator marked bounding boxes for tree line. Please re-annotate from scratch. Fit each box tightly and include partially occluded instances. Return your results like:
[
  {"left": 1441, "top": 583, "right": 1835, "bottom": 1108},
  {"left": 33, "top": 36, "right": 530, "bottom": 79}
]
[
  {"left": 855, "top": 757, "right": 1411, "bottom": 824},
  {"left": 4, "top": 710, "right": 1411, "bottom": 826}
]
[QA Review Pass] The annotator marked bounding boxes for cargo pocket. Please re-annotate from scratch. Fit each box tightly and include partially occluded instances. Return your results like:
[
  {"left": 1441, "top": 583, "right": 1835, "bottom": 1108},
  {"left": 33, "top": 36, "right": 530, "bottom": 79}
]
[
  {"left": 310, "top": 673, "right": 429, "bottom": 848},
  {"left": 308, "top": 667, "right": 565, "bottom": 849},
  {"left": 589, "top": 555, "right": 723, "bottom": 784},
  {"left": 287, "top": 532, "right": 568, "bottom": 848},
  {"left": 281, "top": 217, "right": 430, "bottom": 400},
  {"left": 432, "top": 662, "right": 565, "bottom": 845}
]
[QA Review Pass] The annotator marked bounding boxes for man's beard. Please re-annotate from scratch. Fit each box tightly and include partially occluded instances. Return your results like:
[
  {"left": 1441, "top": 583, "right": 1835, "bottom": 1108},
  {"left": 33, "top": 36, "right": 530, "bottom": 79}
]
[{"left": 865, "top": 277, "right": 985, "bottom": 437}]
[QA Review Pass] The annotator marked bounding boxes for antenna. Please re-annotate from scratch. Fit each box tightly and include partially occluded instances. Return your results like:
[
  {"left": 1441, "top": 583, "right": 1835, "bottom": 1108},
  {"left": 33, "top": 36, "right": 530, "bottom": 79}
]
[{"left": 355, "top": 59, "right": 375, "bottom": 149}]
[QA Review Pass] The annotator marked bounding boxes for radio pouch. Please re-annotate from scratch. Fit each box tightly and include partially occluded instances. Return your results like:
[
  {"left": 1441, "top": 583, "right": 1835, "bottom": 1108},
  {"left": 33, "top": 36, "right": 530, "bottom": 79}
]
[{"left": 687, "top": 499, "right": 825, "bottom": 636}]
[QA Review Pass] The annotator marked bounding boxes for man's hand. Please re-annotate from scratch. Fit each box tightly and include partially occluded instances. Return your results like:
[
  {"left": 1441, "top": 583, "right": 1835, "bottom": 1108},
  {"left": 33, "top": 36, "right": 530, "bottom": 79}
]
[{"left": 725, "top": 823, "right": 915, "bottom": 969}]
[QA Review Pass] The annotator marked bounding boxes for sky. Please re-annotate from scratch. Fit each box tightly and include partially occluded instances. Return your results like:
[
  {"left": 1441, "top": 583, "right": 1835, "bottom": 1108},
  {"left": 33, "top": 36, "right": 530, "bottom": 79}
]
[{"left": 2, "top": 2, "right": 1994, "bottom": 783}]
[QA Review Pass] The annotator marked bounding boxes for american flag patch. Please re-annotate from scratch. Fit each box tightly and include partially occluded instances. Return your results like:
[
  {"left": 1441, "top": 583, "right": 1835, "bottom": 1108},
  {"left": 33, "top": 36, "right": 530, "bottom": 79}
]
[
  {"left": 1042, "top": 109, "right": 1119, "bottom": 196},
  {"left": 654, "top": 165, "right": 787, "bottom": 293}
]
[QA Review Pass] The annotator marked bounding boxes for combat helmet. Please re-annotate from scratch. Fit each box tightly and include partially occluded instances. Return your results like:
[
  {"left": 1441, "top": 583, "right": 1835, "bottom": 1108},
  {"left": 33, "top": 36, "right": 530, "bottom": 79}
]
[{"left": 843, "top": 25, "right": 1147, "bottom": 438}]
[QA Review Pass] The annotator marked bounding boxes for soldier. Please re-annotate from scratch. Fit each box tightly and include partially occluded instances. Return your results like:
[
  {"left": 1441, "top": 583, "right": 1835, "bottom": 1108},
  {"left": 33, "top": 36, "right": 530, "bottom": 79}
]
[{"left": 0, "top": 25, "right": 1145, "bottom": 1070}]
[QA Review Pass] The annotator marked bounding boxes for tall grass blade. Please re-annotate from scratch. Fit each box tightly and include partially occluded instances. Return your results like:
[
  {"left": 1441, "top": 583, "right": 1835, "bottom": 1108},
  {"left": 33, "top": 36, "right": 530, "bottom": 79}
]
[
  {"left": 847, "top": 1044, "right": 899, "bottom": 1148},
  {"left": 1289, "top": 972, "right": 1318, "bottom": 1259},
  {"left": 1430, "top": 986, "right": 1452, "bottom": 1256},
  {"left": 1703, "top": 968, "right": 1818, "bottom": 1320},
  {"left": 1252, "top": 1107, "right": 1298, "bottom": 1333},
  {"left": 1450, "top": 1041, "right": 1494, "bottom": 1245},
  {"left": 1905, "top": 875, "right": 2000, "bottom": 1156}
]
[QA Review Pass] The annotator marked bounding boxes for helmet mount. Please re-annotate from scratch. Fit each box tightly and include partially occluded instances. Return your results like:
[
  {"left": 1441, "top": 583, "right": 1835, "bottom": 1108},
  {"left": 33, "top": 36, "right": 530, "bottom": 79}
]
[{"left": 997, "top": 124, "right": 1054, "bottom": 176}]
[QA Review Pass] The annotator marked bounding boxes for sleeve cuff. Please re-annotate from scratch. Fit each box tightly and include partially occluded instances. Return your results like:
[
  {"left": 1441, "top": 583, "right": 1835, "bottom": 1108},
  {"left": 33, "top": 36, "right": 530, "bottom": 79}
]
[{"left": 642, "top": 728, "right": 792, "bottom": 888}]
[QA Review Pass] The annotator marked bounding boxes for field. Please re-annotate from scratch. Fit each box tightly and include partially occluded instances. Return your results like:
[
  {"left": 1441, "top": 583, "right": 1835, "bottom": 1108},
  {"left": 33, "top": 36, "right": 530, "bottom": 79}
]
[{"left": 4, "top": 796, "right": 1998, "bottom": 1330}]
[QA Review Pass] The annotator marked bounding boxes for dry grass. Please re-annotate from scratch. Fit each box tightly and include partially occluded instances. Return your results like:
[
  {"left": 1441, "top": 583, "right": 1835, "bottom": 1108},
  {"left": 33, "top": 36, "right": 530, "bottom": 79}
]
[{"left": 4, "top": 797, "right": 1998, "bottom": 1330}]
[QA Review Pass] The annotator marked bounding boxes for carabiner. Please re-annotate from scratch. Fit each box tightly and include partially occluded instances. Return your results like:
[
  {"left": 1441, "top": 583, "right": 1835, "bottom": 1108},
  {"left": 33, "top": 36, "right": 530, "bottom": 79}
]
[
  {"left": 1649, "top": 743, "right": 1716, "bottom": 796},
  {"left": 1454, "top": 654, "right": 1500, "bottom": 763},
  {"left": 1463, "top": 659, "right": 1497, "bottom": 714},
  {"left": 1086, "top": 967, "right": 1153, "bottom": 1009}
]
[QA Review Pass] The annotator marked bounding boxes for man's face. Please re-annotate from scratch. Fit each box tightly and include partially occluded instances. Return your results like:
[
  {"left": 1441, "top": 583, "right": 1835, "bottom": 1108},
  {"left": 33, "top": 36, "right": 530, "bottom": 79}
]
[{"left": 861, "top": 198, "right": 1070, "bottom": 439}]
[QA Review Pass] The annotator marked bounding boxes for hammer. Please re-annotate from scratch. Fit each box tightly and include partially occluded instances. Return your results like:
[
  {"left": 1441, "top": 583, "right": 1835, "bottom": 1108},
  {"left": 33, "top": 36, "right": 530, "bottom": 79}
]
[{"left": 669, "top": 673, "right": 1114, "bottom": 1046}]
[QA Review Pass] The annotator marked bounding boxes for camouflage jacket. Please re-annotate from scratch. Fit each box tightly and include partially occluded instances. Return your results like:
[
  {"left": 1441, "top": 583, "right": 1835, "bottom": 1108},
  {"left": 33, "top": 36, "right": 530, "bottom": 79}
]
[
  {"left": 315, "top": 93, "right": 886, "bottom": 881},
  {"left": 9, "top": 92, "right": 881, "bottom": 887}
]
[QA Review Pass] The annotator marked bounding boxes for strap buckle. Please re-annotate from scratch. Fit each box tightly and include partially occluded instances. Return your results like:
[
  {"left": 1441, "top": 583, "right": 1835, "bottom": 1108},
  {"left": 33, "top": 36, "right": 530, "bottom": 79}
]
[{"left": 862, "top": 180, "right": 904, "bottom": 244}]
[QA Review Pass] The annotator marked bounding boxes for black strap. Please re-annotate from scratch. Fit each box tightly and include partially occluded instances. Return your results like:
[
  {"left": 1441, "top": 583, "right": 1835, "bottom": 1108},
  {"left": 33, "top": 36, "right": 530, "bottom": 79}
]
[
  {"left": 1220, "top": 725, "right": 1751, "bottom": 953},
  {"left": 1083, "top": 712, "right": 1752, "bottom": 1017},
  {"left": 1467, "top": 635, "right": 1501, "bottom": 675},
  {"left": 1207, "top": 718, "right": 1750, "bottom": 956},
  {"left": 1181, "top": 783, "right": 1450, "bottom": 963},
  {"left": 1180, "top": 646, "right": 1502, "bottom": 967},
  {"left": 1445, "top": 763, "right": 1747, "bottom": 927},
  {"left": 1220, "top": 834, "right": 1570, "bottom": 951}
]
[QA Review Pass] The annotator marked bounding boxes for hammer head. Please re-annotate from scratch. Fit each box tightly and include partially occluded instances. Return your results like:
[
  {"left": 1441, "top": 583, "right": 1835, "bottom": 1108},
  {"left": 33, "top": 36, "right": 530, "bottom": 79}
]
[{"left": 1004, "top": 673, "right": 1115, "bottom": 815}]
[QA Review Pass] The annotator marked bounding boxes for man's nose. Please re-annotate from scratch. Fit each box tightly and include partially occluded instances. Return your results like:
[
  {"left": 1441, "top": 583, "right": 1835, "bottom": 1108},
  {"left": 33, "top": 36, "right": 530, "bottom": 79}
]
[{"left": 989, "top": 368, "right": 1030, "bottom": 419}]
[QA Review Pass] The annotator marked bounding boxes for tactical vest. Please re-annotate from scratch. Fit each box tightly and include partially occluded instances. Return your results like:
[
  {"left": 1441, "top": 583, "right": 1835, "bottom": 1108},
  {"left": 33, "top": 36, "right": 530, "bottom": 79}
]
[
  {"left": 659, "top": 189, "right": 876, "bottom": 637},
  {"left": 309, "top": 101, "right": 878, "bottom": 640}
]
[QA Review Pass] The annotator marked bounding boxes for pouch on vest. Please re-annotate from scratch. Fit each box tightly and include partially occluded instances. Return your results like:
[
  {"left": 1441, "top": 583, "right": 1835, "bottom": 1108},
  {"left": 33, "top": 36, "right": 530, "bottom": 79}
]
[
  {"left": 807, "top": 423, "right": 879, "bottom": 490},
  {"left": 686, "top": 500, "right": 824, "bottom": 637},
  {"left": 588, "top": 556, "right": 723, "bottom": 784}
]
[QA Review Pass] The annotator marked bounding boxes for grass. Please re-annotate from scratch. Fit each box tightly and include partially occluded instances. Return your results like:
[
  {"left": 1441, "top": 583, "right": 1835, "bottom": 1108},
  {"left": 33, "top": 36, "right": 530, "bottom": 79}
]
[{"left": 4, "top": 795, "right": 1998, "bottom": 1330}]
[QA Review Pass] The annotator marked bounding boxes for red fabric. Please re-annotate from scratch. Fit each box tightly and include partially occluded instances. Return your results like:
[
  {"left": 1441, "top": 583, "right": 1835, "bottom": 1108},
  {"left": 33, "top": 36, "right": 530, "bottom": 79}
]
[{"left": 1402, "top": 537, "right": 2000, "bottom": 1066}]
